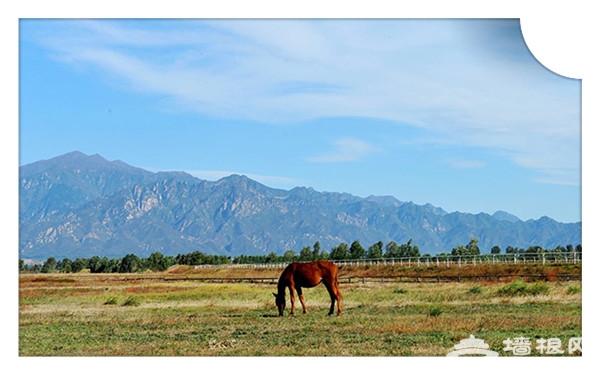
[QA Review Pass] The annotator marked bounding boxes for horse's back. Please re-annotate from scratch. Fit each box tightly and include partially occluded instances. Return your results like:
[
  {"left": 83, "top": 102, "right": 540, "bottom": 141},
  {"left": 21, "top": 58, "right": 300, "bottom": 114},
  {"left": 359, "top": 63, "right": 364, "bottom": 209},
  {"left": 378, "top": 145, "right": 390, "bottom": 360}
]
[
  {"left": 287, "top": 260, "right": 338, "bottom": 287},
  {"left": 315, "top": 260, "right": 338, "bottom": 278},
  {"left": 297, "top": 260, "right": 338, "bottom": 275}
]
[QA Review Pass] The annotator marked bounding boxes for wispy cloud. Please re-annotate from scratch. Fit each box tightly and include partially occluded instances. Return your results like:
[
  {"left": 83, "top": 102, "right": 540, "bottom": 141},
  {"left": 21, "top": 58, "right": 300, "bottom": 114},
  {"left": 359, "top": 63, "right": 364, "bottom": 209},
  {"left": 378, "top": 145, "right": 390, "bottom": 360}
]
[
  {"left": 307, "top": 138, "right": 380, "bottom": 163},
  {"left": 26, "top": 19, "right": 580, "bottom": 185},
  {"left": 445, "top": 158, "right": 485, "bottom": 169}
]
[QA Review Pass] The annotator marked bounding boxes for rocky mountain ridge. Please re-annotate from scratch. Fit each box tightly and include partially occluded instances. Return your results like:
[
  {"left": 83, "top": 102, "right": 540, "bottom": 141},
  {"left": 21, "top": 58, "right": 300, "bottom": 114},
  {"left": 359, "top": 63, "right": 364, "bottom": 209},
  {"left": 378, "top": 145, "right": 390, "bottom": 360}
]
[{"left": 19, "top": 151, "right": 582, "bottom": 259}]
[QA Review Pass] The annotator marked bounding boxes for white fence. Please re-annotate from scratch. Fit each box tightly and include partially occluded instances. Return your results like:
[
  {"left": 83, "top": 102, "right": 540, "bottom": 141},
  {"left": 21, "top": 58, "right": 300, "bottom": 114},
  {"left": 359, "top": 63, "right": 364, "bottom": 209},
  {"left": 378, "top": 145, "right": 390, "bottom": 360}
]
[{"left": 194, "top": 252, "right": 582, "bottom": 270}]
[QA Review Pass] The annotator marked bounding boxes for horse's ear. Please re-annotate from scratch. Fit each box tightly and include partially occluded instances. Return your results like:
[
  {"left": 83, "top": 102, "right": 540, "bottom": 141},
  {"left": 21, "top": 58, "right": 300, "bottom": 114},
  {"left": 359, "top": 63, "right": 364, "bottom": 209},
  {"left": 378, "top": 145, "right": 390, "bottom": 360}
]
[{"left": 272, "top": 292, "right": 278, "bottom": 298}]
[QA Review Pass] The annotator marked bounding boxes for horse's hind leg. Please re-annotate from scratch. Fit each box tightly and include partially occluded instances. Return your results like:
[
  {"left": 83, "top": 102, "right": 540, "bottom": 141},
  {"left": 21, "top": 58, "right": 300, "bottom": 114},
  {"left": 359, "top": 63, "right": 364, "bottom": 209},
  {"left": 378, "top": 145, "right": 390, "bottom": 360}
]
[
  {"left": 325, "top": 280, "right": 342, "bottom": 316},
  {"left": 296, "top": 286, "right": 307, "bottom": 314},
  {"left": 334, "top": 280, "right": 342, "bottom": 316}
]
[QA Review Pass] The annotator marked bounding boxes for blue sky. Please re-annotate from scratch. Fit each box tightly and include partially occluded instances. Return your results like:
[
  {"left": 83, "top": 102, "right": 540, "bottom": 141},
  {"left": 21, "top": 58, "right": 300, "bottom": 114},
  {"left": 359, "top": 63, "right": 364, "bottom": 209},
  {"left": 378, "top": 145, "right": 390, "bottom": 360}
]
[{"left": 19, "top": 19, "right": 582, "bottom": 223}]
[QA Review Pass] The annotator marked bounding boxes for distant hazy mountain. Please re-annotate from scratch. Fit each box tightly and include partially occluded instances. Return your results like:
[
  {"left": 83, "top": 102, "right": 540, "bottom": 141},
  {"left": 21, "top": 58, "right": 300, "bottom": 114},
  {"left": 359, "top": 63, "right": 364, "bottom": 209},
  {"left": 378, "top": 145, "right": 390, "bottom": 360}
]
[{"left": 19, "top": 151, "right": 582, "bottom": 260}]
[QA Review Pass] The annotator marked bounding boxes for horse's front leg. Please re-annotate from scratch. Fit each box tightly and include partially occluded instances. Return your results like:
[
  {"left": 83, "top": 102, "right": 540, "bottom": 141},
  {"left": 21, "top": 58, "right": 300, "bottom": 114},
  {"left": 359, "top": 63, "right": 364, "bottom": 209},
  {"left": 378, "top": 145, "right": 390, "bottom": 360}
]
[{"left": 288, "top": 286, "right": 296, "bottom": 316}]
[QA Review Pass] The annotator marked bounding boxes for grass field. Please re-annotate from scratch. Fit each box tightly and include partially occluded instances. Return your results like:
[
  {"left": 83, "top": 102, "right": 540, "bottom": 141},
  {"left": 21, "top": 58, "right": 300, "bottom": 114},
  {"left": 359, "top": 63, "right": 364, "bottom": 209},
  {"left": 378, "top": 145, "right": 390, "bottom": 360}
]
[{"left": 19, "top": 264, "right": 582, "bottom": 356}]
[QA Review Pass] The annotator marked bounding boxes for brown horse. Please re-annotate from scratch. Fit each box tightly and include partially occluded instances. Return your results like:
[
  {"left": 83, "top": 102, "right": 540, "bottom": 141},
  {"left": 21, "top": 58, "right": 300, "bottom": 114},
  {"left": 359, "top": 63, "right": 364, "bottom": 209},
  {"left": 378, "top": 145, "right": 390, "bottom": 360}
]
[{"left": 273, "top": 260, "right": 342, "bottom": 317}]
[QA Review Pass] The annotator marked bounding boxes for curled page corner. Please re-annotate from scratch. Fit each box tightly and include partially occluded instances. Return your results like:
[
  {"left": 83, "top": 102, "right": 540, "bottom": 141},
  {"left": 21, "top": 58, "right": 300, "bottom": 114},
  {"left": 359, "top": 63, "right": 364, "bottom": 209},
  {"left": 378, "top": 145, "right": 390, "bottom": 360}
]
[{"left": 519, "top": 15, "right": 585, "bottom": 80}]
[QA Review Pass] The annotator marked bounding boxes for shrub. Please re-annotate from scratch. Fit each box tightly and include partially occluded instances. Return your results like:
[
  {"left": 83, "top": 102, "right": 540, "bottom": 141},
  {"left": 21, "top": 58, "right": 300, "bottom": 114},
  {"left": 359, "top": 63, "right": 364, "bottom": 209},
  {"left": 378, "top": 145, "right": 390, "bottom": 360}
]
[
  {"left": 393, "top": 288, "right": 408, "bottom": 294},
  {"left": 497, "top": 280, "right": 550, "bottom": 297},
  {"left": 528, "top": 282, "right": 550, "bottom": 296},
  {"left": 497, "top": 280, "right": 528, "bottom": 296}
]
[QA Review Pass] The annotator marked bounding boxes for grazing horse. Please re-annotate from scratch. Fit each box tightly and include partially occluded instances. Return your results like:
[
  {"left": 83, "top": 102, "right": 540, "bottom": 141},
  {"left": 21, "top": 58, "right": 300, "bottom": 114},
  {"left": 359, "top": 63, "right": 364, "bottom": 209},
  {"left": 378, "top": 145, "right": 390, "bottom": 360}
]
[{"left": 273, "top": 260, "right": 342, "bottom": 317}]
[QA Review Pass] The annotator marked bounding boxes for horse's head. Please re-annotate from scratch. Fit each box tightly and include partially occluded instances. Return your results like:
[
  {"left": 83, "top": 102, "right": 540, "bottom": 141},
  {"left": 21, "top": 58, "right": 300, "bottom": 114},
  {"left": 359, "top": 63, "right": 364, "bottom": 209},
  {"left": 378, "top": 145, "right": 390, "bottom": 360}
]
[{"left": 273, "top": 292, "right": 285, "bottom": 316}]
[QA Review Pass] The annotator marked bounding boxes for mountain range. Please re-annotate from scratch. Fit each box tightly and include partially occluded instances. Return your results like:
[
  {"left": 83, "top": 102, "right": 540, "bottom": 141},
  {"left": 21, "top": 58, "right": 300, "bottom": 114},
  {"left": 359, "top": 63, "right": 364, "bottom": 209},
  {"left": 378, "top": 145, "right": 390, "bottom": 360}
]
[{"left": 19, "top": 151, "right": 582, "bottom": 260}]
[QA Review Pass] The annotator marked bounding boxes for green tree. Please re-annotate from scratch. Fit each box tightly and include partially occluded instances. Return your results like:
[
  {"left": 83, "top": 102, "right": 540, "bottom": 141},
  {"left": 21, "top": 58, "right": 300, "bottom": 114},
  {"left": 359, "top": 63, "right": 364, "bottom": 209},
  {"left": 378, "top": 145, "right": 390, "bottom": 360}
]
[
  {"left": 41, "top": 257, "right": 57, "bottom": 273},
  {"left": 318, "top": 249, "right": 330, "bottom": 260},
  {"left": 120, "top": 254, "right": 140, "bottom": 273},
  {"left": 491, "top": 245, "right": 501, "bottom": 254},
  {"left": 524, "top": 246, "right": 543, "bottom": 254},
  {"left": 72, "top": 258, "right": 87, "bottom": 273},
  {"left": 312, "top": 241, "right": 321, "bottom": 260},
  {"left": 283, "top": 250, "right": 296, "bottom": 262},
  {"left": 452, "top": 238, "right": 480, "bottom": 256},
  {"left": 299, "top": 246, "right": 313, "bottom": 261},
  {"left": 59, "top": 258, "right": 73, "bottom": 273},
  {"left": 367, "top": 241, "right": 384, "bottom": 259},
  {"left": 399, "top": 239, "right": 420, "bottom": 257},
  {"left": 467, "top": 238, "right": 480, "bottom": 255},
  {"left": 330, "top": 242, "right": 349, "bottom": 260},
  {"left": 349, "top": 240, "right": 366, "bottom": 259},
  {"left": 451, "top": 245, "right": 468, "bottom": 256},
  {"left": 88, "top": 256, "right": 103, "bottom": 273},
  {"left": 266, "top": 252, "right": 278, "bottom": 263},
  {"left": 147, "top": 252, "right": 172, "bottom": 271},
  {"left": 384, "top": 241, "right": 400, "bottom": 258}
]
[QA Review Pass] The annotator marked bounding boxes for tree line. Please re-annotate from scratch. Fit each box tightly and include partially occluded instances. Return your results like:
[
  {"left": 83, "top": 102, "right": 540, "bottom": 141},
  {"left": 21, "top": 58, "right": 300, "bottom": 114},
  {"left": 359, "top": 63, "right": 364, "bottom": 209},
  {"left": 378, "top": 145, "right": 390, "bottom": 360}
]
[{"left": 19, "top": 238, "right": 581, "bottom": 274}]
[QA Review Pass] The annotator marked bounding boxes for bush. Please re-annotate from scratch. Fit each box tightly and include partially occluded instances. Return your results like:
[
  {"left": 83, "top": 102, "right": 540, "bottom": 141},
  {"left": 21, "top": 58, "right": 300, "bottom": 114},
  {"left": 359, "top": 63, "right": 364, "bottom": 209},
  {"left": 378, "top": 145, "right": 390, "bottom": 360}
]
[
  {"left": 528, "top": 282, "right": 550, "bottom": 296},
  {"left": 497, "top": 280, "right": 528, "bottom": 296},
  {"left": 497, "top": 280, "right": 550, "bottom": 297}
]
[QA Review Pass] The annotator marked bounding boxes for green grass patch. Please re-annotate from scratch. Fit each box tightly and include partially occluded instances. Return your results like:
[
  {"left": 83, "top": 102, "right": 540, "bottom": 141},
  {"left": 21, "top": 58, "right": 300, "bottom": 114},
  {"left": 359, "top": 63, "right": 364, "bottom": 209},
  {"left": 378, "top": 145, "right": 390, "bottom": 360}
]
[
  {"left": 497, "top": 280, "right": 551, "bottom": 297},
  {"left": 428, "top": 306, "right": 444, "bottom": 317},
  {"left": 567, "top": 284, "right": 581, "bottom": 295},
  {"left": 467, "top": 285, "right": 483, "bottom": 294}
]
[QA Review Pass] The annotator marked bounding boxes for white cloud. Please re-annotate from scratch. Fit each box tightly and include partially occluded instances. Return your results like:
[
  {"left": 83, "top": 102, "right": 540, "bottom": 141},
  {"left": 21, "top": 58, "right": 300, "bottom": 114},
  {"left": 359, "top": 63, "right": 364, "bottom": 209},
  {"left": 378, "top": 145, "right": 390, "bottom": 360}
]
[{"left": 307, "top": 138, "right": 380, "bottom": 163}]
